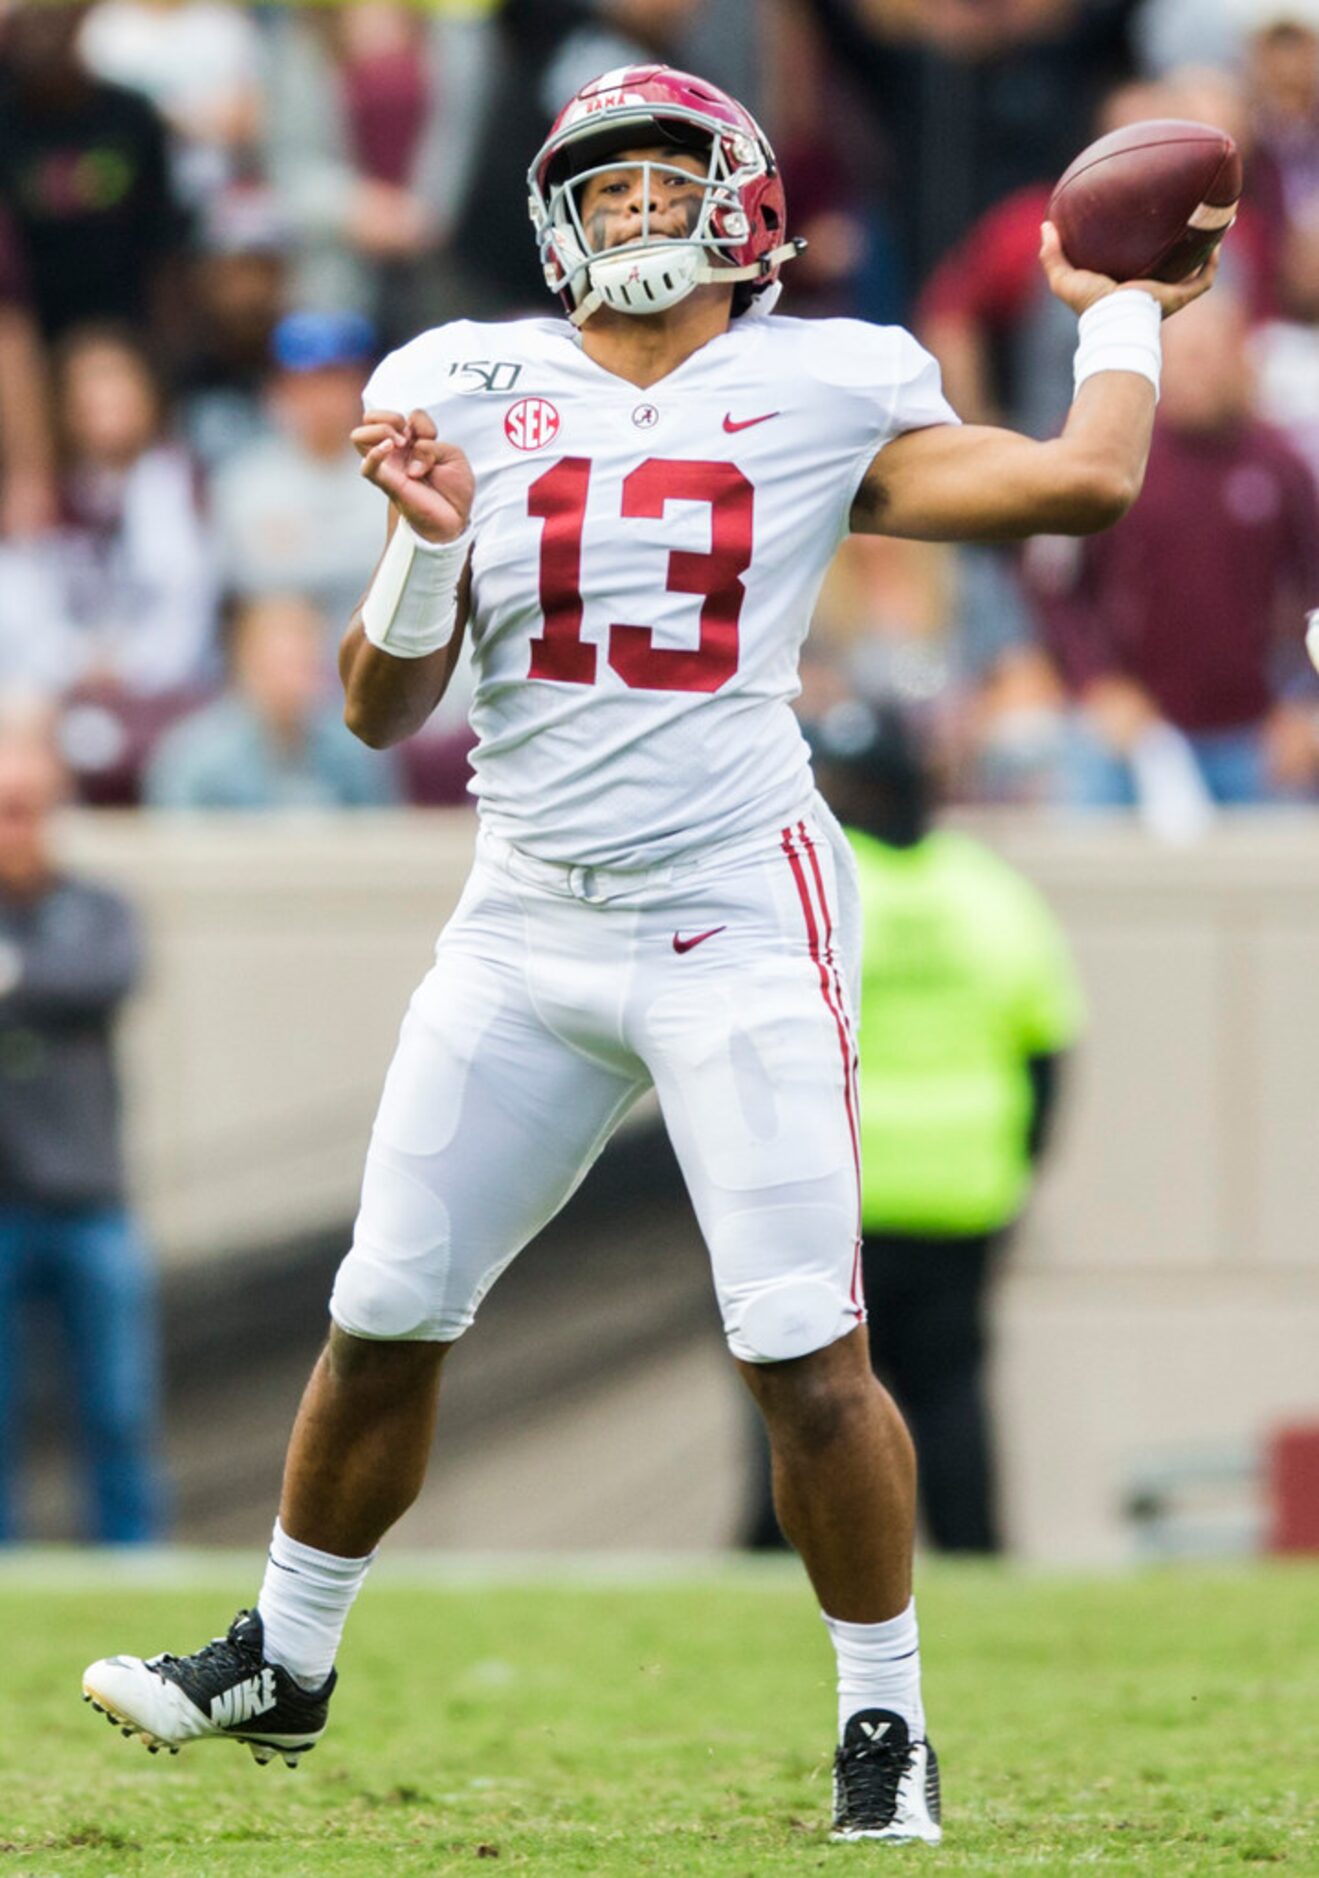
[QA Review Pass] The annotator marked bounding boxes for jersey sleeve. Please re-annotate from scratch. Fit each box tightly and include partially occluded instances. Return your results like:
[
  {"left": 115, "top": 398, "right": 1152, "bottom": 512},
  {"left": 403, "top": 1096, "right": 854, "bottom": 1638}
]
[
  {"left": 362, "top": 321, "right": 478, "bottom": 418},
  {"left": 794, "top": 318, "right": 961, "bottom": 520},
  {"left": 883, "top": 329, "right": 961, "bottom": 435}
]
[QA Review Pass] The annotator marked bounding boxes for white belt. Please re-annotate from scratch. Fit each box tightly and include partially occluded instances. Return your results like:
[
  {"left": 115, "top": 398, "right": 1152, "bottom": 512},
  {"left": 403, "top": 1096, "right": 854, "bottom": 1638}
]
[{"left": 477, "top": 801, "right": 818, "bottom": 905}]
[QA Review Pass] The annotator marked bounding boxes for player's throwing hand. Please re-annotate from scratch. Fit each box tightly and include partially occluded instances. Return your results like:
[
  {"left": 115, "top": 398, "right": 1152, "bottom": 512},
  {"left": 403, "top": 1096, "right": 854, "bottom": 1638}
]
[
  {"left": 352, "top": 407, "right": 474, "bottom": 545},
  {"left": 1039, "top": 220, "right": 1220, "bottom": 321}
]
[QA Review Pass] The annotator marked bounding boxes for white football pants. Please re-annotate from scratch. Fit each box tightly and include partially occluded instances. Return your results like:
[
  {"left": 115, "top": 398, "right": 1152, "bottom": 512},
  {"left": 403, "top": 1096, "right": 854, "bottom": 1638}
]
[{"left": 330, "top": 798, "right": 864, "bottom": 1364}]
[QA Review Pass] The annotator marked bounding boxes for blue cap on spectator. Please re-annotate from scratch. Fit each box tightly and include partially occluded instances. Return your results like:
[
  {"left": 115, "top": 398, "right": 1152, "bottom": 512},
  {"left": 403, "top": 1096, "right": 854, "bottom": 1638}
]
[{"left": 272, "top": 310, "right": 376, "bottom": 373}]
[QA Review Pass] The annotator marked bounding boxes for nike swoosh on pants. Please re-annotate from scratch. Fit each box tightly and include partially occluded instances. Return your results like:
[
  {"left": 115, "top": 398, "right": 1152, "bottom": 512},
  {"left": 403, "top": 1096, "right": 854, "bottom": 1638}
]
[{"left": 672, "top": 926, "right": 727, "bottom": 954}]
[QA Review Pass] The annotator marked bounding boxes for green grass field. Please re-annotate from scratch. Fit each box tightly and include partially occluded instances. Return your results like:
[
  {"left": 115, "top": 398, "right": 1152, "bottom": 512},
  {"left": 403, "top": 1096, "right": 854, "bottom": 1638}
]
[{"left": 0, "top": 1556, "right": 1315, "bottom": 1876}]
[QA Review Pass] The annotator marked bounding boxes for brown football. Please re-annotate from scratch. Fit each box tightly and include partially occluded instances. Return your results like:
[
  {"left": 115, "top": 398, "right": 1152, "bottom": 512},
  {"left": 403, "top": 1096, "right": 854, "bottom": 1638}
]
[{"left": 1048, "top": 118, "right": 1241, "bottom": 284}]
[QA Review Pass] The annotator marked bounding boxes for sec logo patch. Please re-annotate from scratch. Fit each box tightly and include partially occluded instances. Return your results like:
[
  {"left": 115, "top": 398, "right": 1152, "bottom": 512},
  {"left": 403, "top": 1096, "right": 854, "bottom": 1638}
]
[{"left": 504, "top": 397, "right": 561, "bottom": 451}]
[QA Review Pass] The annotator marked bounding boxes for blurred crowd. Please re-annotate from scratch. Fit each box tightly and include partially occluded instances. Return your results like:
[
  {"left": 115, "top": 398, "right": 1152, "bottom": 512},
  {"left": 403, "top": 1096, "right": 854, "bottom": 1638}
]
[{"left": 0, "top": 0, "right": 1316, "bottom": 826}]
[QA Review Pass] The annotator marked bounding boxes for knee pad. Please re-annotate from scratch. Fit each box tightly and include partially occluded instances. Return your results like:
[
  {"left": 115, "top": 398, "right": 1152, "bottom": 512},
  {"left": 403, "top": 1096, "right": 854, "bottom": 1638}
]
[
  {"left": 712, "top": 1198, "right": 858, "bottom": 1363},
  {"left": 731, "top": 1276, "right": 853, "bottom": 1364},
  {"left": 330, "top": 1164, "right": 456, "bottom": 1341},
  {"left": 329, "top": 1246, "right": 455, "bottom": 1342}
]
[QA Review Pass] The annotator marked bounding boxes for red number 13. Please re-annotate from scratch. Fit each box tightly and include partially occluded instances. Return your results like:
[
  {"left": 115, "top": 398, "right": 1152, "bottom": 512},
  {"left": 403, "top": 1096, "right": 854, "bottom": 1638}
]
[{"left": 527, "top": 456, "right": 753, "bottom": 694}]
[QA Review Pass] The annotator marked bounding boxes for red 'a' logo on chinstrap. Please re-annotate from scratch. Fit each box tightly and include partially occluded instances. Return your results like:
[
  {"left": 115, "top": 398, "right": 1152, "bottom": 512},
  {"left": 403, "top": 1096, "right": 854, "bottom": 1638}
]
[{"left": 505, "top": 397, "right": 561, "bottom": 452}]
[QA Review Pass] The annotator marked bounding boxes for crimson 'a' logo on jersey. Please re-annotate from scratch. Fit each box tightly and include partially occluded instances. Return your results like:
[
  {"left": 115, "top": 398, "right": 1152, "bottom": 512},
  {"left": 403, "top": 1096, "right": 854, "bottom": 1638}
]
[{"left": 504, "top": 398, "right": 561, "bottom": 452}]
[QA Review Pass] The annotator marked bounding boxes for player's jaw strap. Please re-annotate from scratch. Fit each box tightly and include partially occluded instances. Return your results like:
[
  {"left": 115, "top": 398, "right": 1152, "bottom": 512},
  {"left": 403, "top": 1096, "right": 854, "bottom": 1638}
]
[
  {"left": 362, "top": 518, "right": 472, "bottom": 659},
  {"left": 569, "top": 237, "right": 805, "bottom": 328}
]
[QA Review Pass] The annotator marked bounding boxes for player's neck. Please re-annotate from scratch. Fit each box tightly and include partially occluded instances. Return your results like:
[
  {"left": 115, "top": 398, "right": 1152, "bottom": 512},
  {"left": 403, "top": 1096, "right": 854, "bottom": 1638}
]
[{"left": 578, "top": 287, "right": 735, "bottom": 390}]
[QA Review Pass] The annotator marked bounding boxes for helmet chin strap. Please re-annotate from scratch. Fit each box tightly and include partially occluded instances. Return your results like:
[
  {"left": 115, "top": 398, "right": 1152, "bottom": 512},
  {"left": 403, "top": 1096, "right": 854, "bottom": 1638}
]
[{"left": 570, "top": 237, "right": 804, "bottom": 329}]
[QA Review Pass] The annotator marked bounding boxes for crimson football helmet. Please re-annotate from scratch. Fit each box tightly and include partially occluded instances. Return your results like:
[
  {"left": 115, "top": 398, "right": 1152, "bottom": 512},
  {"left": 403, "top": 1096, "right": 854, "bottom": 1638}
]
[{"left": 528, "top": 64, "right": 802, "bottom": 326}]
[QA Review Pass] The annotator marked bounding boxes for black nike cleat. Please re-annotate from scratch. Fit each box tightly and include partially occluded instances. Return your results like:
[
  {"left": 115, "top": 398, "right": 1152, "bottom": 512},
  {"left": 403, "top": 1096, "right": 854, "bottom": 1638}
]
[
  {"left": 831, "top": 1707, "right": 942, "bottom": 1843},
  {"left": 82, "top": 1608, "right": 334, "bottom": 1767}
]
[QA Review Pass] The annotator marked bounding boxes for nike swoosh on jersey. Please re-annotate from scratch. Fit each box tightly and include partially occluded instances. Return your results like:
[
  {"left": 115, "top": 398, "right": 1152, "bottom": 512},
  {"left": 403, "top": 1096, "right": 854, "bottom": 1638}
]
[
  {"left": 672, "top": 926, "right": 728, "bottom": 954},
  {"left": 722, "top": 411, "right": 779, "bottom": 432}
]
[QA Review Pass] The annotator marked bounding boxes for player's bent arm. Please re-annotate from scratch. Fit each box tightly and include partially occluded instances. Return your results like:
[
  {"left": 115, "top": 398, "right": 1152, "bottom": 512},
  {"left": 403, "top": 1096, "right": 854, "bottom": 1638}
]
[
  {"left": 852, "top": 369, "right": 1155, "bottom": 544},
  {"left": 342, "top": 408, "right": 476, "bottom": 747},
  {"left": 340, "top": 589, "right": 470, "bottom": 749},
  {"left": 858, "top": 223, "right": 1220, "bottom": 544},
  {"left": 340, "top": 510, "right": 472, "bottom": 749}
]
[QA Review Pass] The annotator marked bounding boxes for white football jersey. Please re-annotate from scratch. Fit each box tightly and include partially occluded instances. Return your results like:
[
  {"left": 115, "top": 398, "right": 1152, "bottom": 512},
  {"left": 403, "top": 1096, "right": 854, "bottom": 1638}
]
[{"left": 364, "top": 311, "right": 957, "bottom": 868}]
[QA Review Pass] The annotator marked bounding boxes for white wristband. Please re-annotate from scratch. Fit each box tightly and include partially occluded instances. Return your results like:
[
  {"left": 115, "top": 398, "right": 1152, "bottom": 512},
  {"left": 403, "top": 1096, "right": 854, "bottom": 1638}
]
[
  {"left": 362, "top": 518, "right": 472, "bottom": 658},
  {"left": 1073, "top": 289, "right": 1162, "bottom": 400}
]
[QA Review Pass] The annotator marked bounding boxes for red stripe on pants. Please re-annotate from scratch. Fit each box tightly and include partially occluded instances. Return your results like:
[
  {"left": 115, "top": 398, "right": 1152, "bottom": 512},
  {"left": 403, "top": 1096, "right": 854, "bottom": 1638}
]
[{"left": 780, "top": 825, "right": 864, "bottom": 1315}]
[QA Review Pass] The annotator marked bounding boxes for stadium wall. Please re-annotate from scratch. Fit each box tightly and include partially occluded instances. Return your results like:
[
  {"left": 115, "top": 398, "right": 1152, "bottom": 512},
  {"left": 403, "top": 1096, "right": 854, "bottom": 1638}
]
[{"left": 55, "top": 809, "right": 1319, "bottom": 1565}]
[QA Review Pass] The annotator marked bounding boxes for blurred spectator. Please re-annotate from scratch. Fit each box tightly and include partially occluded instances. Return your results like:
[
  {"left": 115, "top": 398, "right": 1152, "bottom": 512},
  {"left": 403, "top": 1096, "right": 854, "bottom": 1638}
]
[
  {"left": 795, "top": 0, "right": 1141, "bottom": 303},
  {"left": 1251, "top": 208, "right": 1319, "bottom": 483},
  {"left": 0, "top": 693, "right": 163, "bottom": 1542},
  {"left": 806, "top": 512, "right": 1071, "bottom": 807},
  {"left": 79, "top": 0, "right": 265, "bottom": 215},
  {"left": 210, "top": 309, "right": 382, "bottom": 646},
  {"left": 0, "top": 200, "right": 57, "bottom": 539},
  {"left": 0, "top": 325, "right": 218, "bottom": 788},
  {"left": 967, "top": 644, "right": 1071, "bottom": 805},
  {"left": 175, "top": 184, "right": 289, "bottom": 476},
  {"left": 1029, "top": 290, "right": 1319, "bottom": 817},
  {"left": 750, "top": 700, "right": 1083, "bottom": 1552},
  {"left": 0, "top": 0, "right": 189, "bottom": 347},
  {"left": 1248, "top": 12, "right": 1319, "bottom": 227},
  {"left": 772, "top": 137, "right": 873, "bottom": 319},
  {"left": 811, "top": 532, "right": 962, "bottom": 716},
  {"left": 263, "top": 2, "right": 489, "bottom": 339},
  {"left": 763, "top": 0, "right": 876, "bottom": 319},
  {"left": 145, "top": 592, "right": 398, "bottom": 810},
  {"left": 1134, "top": 0, "right": 1246, "bottom": 74}
]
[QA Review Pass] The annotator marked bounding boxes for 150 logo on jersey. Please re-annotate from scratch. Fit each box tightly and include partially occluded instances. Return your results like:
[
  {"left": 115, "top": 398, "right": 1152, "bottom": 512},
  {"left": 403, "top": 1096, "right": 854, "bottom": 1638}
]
[{"left": 447, "top": 359, "right": 524, "bottom": 394}]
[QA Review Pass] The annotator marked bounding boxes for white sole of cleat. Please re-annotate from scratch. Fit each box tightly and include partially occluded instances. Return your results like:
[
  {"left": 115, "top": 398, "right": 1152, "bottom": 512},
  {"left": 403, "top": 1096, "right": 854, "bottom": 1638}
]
[
  {"left": 82, "top": 1682, "right": 307, "bottom": 1769},
  {"left": 83, "top": 1685, "right": 181, "bottom": 1756},
  {"left": 830, "top": 1828, "right": 943, "bottom": 1845}
]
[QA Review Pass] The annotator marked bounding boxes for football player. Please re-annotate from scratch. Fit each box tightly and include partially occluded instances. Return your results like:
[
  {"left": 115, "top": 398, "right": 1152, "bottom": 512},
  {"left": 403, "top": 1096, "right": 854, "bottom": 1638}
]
[{"left": 84, "top": 66, "right": 1215, "bottom": 1844}]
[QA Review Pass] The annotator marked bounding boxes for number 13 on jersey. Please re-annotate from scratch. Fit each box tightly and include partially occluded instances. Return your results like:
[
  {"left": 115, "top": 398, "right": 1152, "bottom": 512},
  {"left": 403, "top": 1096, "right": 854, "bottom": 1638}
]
[{"left": 526, "top": 456, "right": 754, "bottom": 694}]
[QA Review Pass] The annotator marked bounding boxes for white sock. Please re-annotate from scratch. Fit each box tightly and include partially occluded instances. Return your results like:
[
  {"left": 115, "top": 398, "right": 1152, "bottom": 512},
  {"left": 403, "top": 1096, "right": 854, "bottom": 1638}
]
[
  {"left": 257, "top": 1520, "right": 374, "bottom": 1689},
  {"left": 822, "top": 1598, "right": 924, "bottom": 1740}
]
